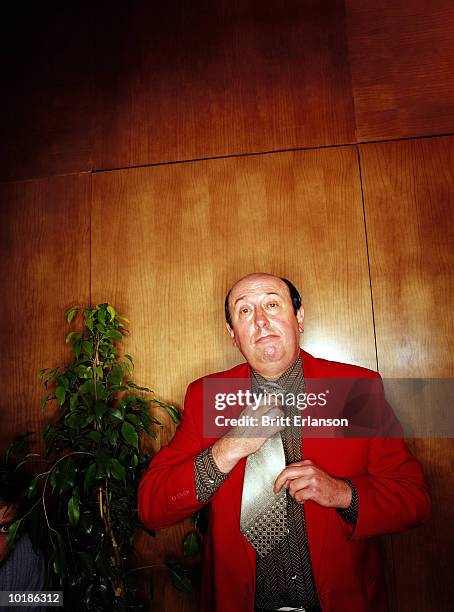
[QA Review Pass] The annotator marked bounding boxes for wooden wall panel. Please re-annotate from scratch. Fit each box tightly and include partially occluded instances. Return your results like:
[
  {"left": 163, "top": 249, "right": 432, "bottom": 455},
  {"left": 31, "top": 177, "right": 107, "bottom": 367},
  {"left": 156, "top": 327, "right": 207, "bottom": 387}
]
[
  {"left": 0, "top": 3, "right": 93, "bottom": 182},
  {"left": 360, "top": 136, "right": 454, "bottom": 611},
  {"left": 92, "top": 145, "right": 376, "bottom": 610},
  {"left": 0, "top": 174, "right": 91, "bottom": 453},
  {"left": 93, "top": 0, "right": 355, "bottom": 171},
  {"left": 360, "top": 137, "right": 454, "bottom": 379},
  {"left": 346, "top": 0, "right": 454, "bottom": 142}
]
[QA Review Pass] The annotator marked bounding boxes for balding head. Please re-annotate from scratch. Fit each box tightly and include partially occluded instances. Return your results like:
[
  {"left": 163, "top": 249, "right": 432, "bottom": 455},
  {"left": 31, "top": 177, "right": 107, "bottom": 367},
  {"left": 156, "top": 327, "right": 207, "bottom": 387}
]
[
  {"left": 224, "top": 273, "right": 304, "bottom": 379},
  {"left": 225, "top": 273, "right": 302, "bottom": 328}
]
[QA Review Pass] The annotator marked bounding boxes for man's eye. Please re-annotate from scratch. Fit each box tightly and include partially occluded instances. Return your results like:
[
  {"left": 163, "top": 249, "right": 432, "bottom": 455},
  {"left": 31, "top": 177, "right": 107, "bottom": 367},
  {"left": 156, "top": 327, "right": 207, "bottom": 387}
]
[
  {"left": 240, "top": 307, "right": 250, "bottom": 314},
  {"left": 267, "top": 302, "right": 278, "bottom": 309},
  {"left": 0, "top": 525, "right": 10, "bottom": 534}
]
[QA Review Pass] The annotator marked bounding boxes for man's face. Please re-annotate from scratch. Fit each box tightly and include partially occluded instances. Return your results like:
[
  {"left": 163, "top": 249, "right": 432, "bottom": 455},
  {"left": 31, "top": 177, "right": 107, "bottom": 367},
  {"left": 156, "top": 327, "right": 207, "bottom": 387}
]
[
  {"left": 0, "top": 502, "right": 18, "bottom": 563},
  {"left": 227, "top": 274, "right": 304, "bottom": 377}
]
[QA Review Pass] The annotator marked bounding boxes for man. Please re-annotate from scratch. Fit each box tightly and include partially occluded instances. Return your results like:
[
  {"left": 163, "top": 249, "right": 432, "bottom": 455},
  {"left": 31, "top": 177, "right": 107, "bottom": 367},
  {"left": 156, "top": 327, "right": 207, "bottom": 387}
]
[
  {"left": 0, "top": 468, "right": 45, "bottom": 610},
  {"left": 138, "top": 273, "right": 430, "bottom": 612}
]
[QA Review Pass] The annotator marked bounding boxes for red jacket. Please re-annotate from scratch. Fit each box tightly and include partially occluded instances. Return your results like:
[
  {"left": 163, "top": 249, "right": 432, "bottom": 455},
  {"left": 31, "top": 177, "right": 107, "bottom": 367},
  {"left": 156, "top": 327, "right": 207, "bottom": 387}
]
[{"left": 138, "top": 350, "right": 431, "bottom": 612}]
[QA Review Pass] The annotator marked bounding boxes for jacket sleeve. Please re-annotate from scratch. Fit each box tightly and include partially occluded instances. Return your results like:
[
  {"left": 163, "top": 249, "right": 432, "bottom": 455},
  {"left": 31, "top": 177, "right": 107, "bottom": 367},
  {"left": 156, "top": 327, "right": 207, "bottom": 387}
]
[
  {"left": 346, "top": 436, "right": 431, "bottom": 539},
  {"left": 138, "top": 379, "right": 207, "bottom": 529}
]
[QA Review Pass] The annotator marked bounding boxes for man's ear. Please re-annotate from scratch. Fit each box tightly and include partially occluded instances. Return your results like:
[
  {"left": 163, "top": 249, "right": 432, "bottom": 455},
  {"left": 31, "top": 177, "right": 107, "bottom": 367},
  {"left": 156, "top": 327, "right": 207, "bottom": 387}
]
[
  {"left": 296, "top": 306, "right": 304, "bottom": 333},
  {"left": 226, "top": 322, "right": 237, "bottom": 347}
]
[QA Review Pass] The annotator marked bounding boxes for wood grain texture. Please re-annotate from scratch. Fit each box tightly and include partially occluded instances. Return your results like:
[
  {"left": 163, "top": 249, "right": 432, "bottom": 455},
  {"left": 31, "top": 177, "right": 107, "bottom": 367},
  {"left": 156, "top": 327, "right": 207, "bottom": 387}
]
[
  {"left": 93, "top": 0, "right": 355, "bottom": 170},
  {"left": 0, "top": 3, "right": 93, "bottom": 181},
  {"left": 392, "top": 438, "right": 454, "bottom": 612},
  {"left": 346, "top": 0, "right": 454, "bottom": 141},
  {"left": 92, "top": 146, "right": 376, "bottom": 610},
  {"left": 0, "top": 174, "right": 91, "bottom": 453},
  {"left": 360, "top": 136, "right": 454, "bottom": 611},
  {"left": 360, "top": 137, "right": 454, "bottom": 378}
]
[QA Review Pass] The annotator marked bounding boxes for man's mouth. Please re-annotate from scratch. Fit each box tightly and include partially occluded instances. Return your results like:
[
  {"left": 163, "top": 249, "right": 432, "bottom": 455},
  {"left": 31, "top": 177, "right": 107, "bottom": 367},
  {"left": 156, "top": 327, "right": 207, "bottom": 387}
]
[{"left": 255, "top": 334, "right": 278, "bottom": 343}]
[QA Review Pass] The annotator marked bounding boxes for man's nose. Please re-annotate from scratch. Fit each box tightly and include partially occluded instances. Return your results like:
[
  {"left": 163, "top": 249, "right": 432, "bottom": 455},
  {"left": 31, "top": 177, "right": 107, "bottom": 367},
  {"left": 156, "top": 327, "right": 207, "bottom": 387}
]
[{"left": 254, "top": 311, "right": 269, "bottom": 328}]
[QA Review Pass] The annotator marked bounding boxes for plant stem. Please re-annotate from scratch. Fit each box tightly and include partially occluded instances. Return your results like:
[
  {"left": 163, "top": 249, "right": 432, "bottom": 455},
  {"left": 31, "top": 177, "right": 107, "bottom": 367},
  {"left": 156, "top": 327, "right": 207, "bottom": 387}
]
[
  {"left": 126, "top": 563, "right": 168, "bottom": 575},
  {"left": 41, "top": 452, "right": 94, "bottom": 542},
  {"left": 101, "top": 480, "right": 126, "bottom": 599}
]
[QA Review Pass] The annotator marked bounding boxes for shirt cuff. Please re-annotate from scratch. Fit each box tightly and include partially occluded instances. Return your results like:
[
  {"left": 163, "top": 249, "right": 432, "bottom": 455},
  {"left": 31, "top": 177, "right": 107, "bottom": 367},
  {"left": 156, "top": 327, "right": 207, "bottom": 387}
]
[
  {"left": 194, "top": 446, "right": 229, "bottom": 503},
  {"left": 336, "top": 478, "right": 358, "bottom": 526}
]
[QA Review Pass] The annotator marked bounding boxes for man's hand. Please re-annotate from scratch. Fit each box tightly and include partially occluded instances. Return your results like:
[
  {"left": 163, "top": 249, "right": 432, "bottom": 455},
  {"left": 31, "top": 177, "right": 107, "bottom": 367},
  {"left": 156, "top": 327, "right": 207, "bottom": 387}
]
[
  {"left": 212, "top": 397, "right": 285, "bottom": 473},
  {"left": 273, "top": 459, "right": 352, "bottom": 509}
]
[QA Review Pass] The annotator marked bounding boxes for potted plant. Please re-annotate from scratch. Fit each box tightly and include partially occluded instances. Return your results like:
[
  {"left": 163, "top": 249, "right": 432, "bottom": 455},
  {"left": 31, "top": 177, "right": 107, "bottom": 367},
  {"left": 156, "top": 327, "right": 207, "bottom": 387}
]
[{"left": 8, "top": 303, "right": 179, "bottom": 611}]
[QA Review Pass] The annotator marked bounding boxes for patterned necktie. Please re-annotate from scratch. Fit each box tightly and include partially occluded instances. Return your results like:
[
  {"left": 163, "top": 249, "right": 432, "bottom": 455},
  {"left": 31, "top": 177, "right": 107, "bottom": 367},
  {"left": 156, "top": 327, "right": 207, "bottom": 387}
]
[{"left": 240, "top": 380, "right": 289, "bottom": 556}]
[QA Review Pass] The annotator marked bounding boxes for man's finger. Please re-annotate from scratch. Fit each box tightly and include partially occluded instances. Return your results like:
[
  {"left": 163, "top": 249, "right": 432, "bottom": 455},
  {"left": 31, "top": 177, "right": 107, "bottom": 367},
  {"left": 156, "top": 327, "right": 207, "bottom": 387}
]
[
  {"left": 287, "top": 476, "right": 313, "bottom": 497},
  {"left": 274, "top": 466, "right": 314, "bottom": 493}
]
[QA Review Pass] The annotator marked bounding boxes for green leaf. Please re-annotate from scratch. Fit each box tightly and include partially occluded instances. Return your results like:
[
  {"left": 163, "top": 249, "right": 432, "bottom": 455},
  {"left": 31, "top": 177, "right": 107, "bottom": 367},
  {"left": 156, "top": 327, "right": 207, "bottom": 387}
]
[
  {"left": 59, "top": 457, "right": 77, "bottom": 491},
  {"left": 123, "top": 360, "right": 133, "bottom": 376},
  {"left": 57, "top": 375, "right": 70, "bottom": 391},
  {"left": 113, "top": 363, "right": 124, "bottom": 384},
  {"left": 88, "top": 431, "right": 103, "bottom": 444},
  {"left": 73, "top": 338, "right": 82, "bottom": 359},
  {"left": 46, "top": 367, "right": 59, "bottom": 384},
  {"left": 68, "top": 495, "right": 80, "bottom": 527},
  {"left": 84, "top": 463, "right": 97, "bottom": 494},
  {"left": 81, "top": 340, "right": 93, "bottom": 356},
  {"left": 69, "top": 393, "right": 79, "bottom": 411},
  {"left": 109, "top": 459, "right": 126, "bottom": 481},
  {"left": 65, "top": 412, "right": 82, "bottom": 430},
  {"left": 125, "top": 354, "right": 134, "bottom": 363},
  {"left": 27, "top": 475, "right": 41, "bottom": 499},
  {"left": 107, "top": 305, "right": 116, "bottom": 320},
  {"left": 126, "top": 413, "right": 142, "bottom": 427},
  {"left": 164, "top": 405, "right": 181, "bottom": 424},
  {"left": 75, "top": 364, "right": 90, "bottom": 379},
  {"left": 105, "top": 427, "right": 118, "bottom": 446},
  {"left": 98, "top": 307, "right": 106, "bottom": 325},
  {"left": 49, "top": 468, "right": 58, "bottom": 491},
  {"left": 183, "top": 531, "right": 200, "bottom": 557},
  {"left": 130, "top": 453, "right": 138, "bottom": 469},
  {"left": 105, "top": 329, "right": 123, "bottom": 341},
  {"left": 38, "top": 368, "right": 49, "bottom": 381},
  {"left": 66, "top": 306, "right": 79, "bottom": 324},
  {"left": 94, "top": 403, "right": 109, "bottom": 419},
  {"left": 79, "top": 380, "right": 95, "bottom": 394},
  {"left": 55, "top": 386, "right": 66, "bottom": 406},
  {"left": 7, "top": 519, "right": 22, "bottom": 548},
  {"left": 166, "top": 563, "right": 193, "bottom": 593},
  {"left": 110, "top": 409, "right": 124, "bottom": 421},
  {"left": 52, "top": 531, "right": 66, "bottom": 575},
  {"left": 40, "top": 393, "right": 51, "bottom": 414},
  {"left": 66, "top": 331, "right": 77, "bottom": 344},
  {"left": 121, "top": 421, "right": 138, "bottom": 449}
]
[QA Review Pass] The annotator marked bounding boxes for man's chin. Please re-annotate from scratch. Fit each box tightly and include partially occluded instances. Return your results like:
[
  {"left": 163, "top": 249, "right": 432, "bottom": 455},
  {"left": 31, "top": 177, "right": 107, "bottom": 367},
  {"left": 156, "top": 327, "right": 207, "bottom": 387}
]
[{"left": 257, "top": 345, "right": 285, "bottom": 362}]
